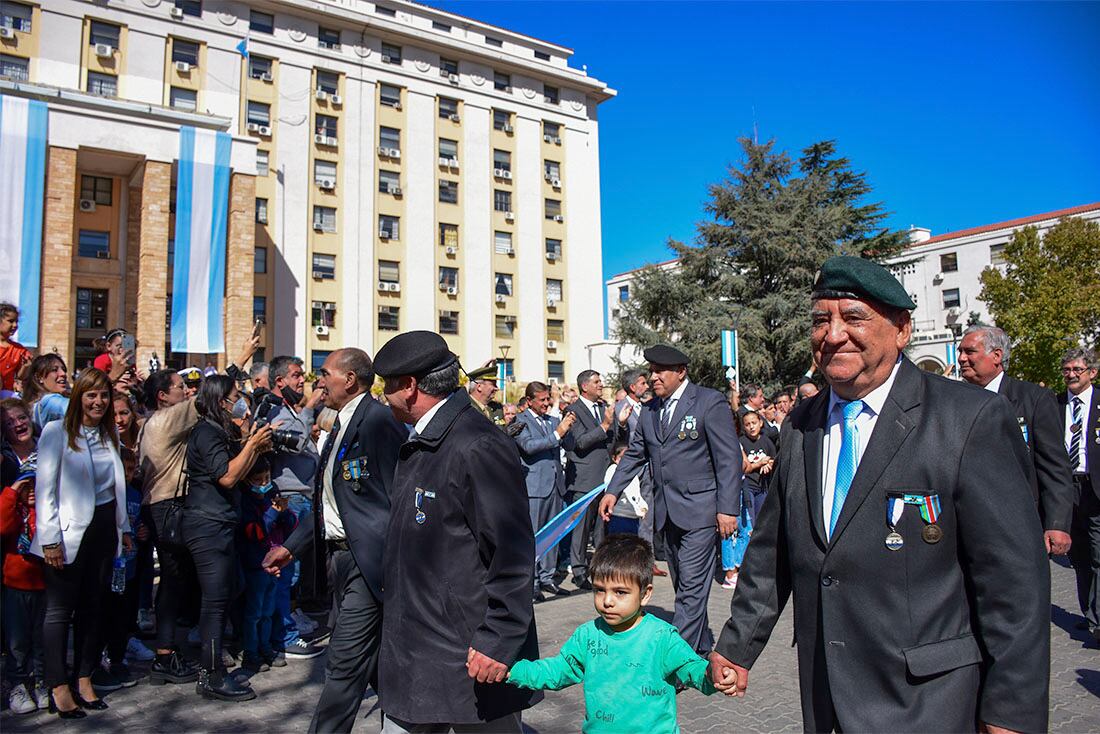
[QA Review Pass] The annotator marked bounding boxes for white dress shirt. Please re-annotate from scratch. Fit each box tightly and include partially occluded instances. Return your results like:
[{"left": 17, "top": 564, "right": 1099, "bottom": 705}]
[
  {"left": 322, "top": 392, "right": 368, "bottom": 541},
  {"left": 983, "top": 371, "right": 1005, "bottom": 393},
  {"left": 1065, "top": 384, "right": 1093, "bottom": 474},
  {"left": 578, "top": 395, "right": 602, "bottom": 425},
  {"left": 661, "top": 379, "right": 690, "bottom": 426},
  {"left": 821, "top": 359, "right": 902, "bottom": 540}
]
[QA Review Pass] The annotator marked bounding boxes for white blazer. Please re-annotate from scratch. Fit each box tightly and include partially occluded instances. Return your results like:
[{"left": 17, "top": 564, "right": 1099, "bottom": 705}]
[{"left": 29, "top": 420, "right": 130, "bottom": 563}]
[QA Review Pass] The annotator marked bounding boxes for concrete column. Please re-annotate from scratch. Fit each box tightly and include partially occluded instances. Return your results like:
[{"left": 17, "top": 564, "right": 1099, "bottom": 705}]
[
  {"left": 40, "top": 146, "right": 77, "bottom": 364},
  {"left": 125, "top": 178, "right": 143, "bottom": 336},
  {"left": 133, "top": 161, "right": 171, "bottom": 369},
  {"left": 224, "top": 172, "right": 256, "bottom": 368}
]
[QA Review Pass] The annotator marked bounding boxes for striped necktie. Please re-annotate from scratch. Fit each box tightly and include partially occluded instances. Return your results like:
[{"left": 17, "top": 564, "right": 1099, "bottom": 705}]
[
  {"left": 830, "top": 400, "right": 864, "bottom": 535},
  {"left": 1069, "top": 397, "right": 1083, "bottom": 472}
]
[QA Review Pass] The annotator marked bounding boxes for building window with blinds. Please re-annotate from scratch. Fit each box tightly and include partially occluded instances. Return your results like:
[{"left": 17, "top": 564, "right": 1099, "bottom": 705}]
[
  {"left": 378, "top": 260, "right": 400, "bottom": 285},
  {"left": 494, "top": 190, "right": 512, "bottom": 212},
  {"left": 312, "top": 253, "right": 335, "bottom": 280},
  {"left": 312, "top": 206, "right": 337, "bottom": 233},
  {"left": 439, "top": 223, "right": 459, "bottom": 249},
  {"left": 546, "top": 319, "right": 565, "bottom": 342},
  {"left": 494, "top": 231, "right": 513, "bottom": 255},
  {"left": 378, "top": 306, "right": 400, "bottom": 331},
  {"left": 439, "top": 311, "right": 459, "bottom": 335},
  {"left": 495, "top": 315, "right": 516, "bottom": 339}
]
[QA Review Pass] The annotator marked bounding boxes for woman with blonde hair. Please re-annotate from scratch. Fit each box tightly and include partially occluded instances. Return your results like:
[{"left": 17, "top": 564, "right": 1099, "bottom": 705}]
[{"left": 30, "top": 368, "right": 132, "bottom": 718}]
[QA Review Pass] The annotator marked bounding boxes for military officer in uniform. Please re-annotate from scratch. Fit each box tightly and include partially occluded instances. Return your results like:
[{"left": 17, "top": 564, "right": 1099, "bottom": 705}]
[
  {"left": 467, "top": 360, "right": 506, "bottom": 426},
  {"left": 708, "top": 256, "right": 1049, "bottom": 733},
  {"left": 374, "top": 332, "right": 540, "bottom": 732},
  {"left": 599, "top": 344, "right": 742, "bottom": 656}
]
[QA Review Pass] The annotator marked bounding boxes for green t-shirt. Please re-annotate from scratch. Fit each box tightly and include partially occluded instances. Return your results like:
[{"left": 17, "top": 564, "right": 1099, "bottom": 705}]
[{"left": 508, "top": 613, "right": 716, "bottom": 733}]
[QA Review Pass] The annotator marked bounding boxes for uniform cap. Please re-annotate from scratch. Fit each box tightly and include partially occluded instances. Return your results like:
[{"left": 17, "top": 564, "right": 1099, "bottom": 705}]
[
  {"left": 373, "top": 330, "right": 458, "bottom": 379},
  {"left": 811, "top": 256, "right": 916, "bottom": 310},
  {"left": 466, "top": 360, "right": 498, "bottom": 382}
]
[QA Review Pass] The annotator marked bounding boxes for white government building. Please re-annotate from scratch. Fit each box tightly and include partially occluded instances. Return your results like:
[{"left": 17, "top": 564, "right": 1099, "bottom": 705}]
[
  {"left": 591, "top": 202, "right": 1100, "bottom": 379},
  {"left": 1, "top": 0, "right": 614, "bottom": 381}
]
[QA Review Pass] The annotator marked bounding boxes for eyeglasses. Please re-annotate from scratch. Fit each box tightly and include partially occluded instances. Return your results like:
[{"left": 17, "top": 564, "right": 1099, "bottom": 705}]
[{"left": 1062, "top": 366, "right": 1093, "bottom": 375}]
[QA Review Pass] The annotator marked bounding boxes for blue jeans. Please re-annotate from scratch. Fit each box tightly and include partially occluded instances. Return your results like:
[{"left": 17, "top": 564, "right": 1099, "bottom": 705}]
[
  {"left": 721, "top": 490, "right": 755, "bottom": 571},
  {"left": 242, "top": 568, "right": 277, "bottom": 657},
  {"left": 270, "top": 492, "right": 311, "bottom": 650}
]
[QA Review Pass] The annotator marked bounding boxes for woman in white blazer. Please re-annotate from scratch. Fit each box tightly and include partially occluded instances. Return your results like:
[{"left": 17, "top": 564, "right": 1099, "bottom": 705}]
[{"left": 31, "top": 368, "right": 131, "bottom": 718}]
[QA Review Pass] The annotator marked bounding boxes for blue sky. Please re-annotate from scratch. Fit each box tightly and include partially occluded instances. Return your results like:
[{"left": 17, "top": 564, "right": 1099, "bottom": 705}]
[{"left": 428, "top": 1, "right": 1100, "bottom": 279}]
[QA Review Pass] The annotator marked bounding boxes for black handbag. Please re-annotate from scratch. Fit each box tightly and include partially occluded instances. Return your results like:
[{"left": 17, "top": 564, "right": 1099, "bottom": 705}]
[{"left": 160, "top": 451, "right": 190, "bottom": 547}]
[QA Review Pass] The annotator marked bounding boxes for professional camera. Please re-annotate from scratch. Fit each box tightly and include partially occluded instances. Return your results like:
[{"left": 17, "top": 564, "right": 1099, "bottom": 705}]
[{"left": 252, "top": 392, "right": 305, "bottom": 453}]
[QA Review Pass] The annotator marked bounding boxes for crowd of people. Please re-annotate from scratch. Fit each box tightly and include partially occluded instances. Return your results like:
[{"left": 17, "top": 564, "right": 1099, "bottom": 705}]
[{"left": 0, "top": 248, "right": 1096, "bottom": 733}]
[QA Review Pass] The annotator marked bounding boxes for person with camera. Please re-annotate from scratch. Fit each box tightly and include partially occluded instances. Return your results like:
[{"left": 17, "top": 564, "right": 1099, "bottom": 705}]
[
  {"left": 141, "top": 335, "right": 260, "bottom": 686},
  {"left": 30, "top": 369, "right": 133, "bottom": 718},
  {"left": 258, "top": 355, "right": 326, "bottom": 660},
  {"left": 183, "top": 374, "right": 273, "bottom": 701}
]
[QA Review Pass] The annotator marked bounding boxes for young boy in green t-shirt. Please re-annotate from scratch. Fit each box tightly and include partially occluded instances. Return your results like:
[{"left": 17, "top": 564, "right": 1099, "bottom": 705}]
[{"left": 508, "top": 534, "right": 718, "bottom": 732}]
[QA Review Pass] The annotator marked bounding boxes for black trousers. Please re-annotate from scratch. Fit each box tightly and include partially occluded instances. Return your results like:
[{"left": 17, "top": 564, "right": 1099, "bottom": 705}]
[
  {"left": 42, "top": 501, "right": 116, "bottom": 688},
  {"left": 1070, "top": 476, "right": 1100, "bottom": 628},
  {"left": 310, "top": 548, "right": 382, "bottom": 734},
  {"left": 182, "top": 512, "right": 236, "bottom": 672},
  {"left": 567, "top": 488, "right": 605, "bottom": 582},
  {"left": 150, "top": 500, "right": 200, "bottom": 650},
  {"left": 104, "top": 569, "right": 140, "bottom": 664}
]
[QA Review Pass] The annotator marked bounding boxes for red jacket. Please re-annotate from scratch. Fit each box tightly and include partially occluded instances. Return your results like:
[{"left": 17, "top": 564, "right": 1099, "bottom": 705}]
[{"left": 0, "top": 485, "right": 45, "bottom": 591}]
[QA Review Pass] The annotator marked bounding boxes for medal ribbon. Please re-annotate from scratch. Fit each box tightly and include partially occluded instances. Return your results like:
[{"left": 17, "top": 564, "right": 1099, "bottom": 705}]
[{"left": 901, "top": 494, "right": 940, "bottom": 524}]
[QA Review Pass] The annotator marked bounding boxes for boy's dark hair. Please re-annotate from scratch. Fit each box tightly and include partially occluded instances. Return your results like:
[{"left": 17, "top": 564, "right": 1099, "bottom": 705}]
[
  {"left": 0, "top": 303, "right": 17, "bottom": 319},
  {"left": 590, "top": 534, "right": 654, "bottom": 590},
  {"left": 247, "top": 456, "right": 270, "bottom": 478}
]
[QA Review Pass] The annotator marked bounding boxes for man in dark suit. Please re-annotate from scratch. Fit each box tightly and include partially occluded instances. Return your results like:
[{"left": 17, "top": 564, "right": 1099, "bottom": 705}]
[
  {"left": 614, "top": 369, "right": 659, "bottom": 552},
  {"left": 1058, "top": 347, "right": 1100, "bottom": 639},
  {"left": 514, "top": 381, "right": 575, "bottom": 601},
  {"left": 599, "top": 345, "right": 742, "bottom": 655},
  {"left": 299, "top": 348, "right": 406, "bottom": 734},
  {"left": 958, "top": 325, "right": 1074, "bottom": 554},
  {"left": 708, "top": 256, "right": 1049, "bottom": 733},
  {"left": 563, "top": 370, "right": 615, "bottom": 588},
  {"left": 374, "top": 331, "right": 539, "bottom": 732}
]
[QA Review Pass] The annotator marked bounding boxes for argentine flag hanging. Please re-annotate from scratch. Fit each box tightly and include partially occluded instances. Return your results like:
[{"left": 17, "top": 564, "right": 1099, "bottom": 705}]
[
  {"left": 0, "top": 95, "right": 47, "bottom": 348},
  {"left": 171, "top": 126, "right": 232, "bottom": 354}
]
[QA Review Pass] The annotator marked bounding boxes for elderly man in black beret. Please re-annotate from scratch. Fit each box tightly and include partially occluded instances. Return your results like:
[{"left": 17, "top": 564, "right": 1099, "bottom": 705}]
[
  {"left": 599, "top": 343, "right": 743, "bottom": 656},
  {"left": 708, "top": 256, "right": 1050, "bottom": 733},
  {"left": 373, "top": 331, "right": 540, "bottom": 733}
]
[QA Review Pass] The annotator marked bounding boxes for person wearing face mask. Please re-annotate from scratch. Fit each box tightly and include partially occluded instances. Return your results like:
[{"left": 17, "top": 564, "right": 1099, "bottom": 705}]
[
  {"left": 237, "top": 457, "right": 297, "bottom": 674},
  {"left": 261, "top": 356, "right": 327, "bottom": 660}
]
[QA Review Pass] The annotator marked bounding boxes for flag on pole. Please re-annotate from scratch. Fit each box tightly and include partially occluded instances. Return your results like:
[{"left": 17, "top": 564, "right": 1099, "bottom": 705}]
[
  {"left": 171, "top": 126, "right": 232, "bottom": 354},
  {"left": 946, "top": 341, "right": 957, "bottom": 375},
  {"left": 535, "top": 483, "right": 606, "bottom": 560},
  {"left": 721, "top": 329, "right": 739, "bottom": 389},
  {"left": 0, "top": 95, "right": 47, "bottom": 348},
  {"left": 235, "top": 34, "right": 250, "bottom": 58}
]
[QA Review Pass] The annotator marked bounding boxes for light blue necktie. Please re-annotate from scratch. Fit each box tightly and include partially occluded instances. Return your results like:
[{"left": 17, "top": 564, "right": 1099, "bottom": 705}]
[{"left": 829, "top": 400, "right": 864, "bottom": 535}]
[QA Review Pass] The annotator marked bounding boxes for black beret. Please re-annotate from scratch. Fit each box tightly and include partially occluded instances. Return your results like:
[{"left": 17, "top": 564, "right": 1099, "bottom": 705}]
[
  {"left": 811, "top": 256, "right": 916, "bottom": 310},
  {"left": 373, "top": 331, "right": 458, "bottom": 379},
  {"left": 643, "top": 344, "right": 690, "bottom": 366},
  {"left": 466, "top": 361, "right": 498, "bottom": 382}
]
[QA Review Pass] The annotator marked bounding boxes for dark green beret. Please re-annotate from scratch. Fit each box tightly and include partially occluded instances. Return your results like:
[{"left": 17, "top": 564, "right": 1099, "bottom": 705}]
[
  {"left": 811, "top": 256, "right": 916, "bottom": 310},
  {"left": 374, "top": 330, "right": 458, "bottom": 379},
  {"left": 466, "top": 361, "right": 498, "bottom": 382},
  {"left": 643, "top": 344, "right": 690, "bottom": 366}
]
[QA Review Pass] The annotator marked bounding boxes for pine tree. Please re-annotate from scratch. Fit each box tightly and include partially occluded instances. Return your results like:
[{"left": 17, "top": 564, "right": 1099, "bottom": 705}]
[
  {"left": 979, "top": 218, "right": 1100, "bottom": 386},
  {"left": 614, "top": 138, "right": 908, "bottom": 391}
]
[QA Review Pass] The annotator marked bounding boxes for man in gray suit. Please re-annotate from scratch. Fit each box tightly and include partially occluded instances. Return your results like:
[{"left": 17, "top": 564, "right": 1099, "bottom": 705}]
[
  {"left": 600, "top": 346, "right": 742, "bottom": 655},
  {"left": 563, "top": 370, "right": 615, "bottom": 589},
  {"left": 708, "top": 256, "right": 1049, "bottom": 733},
  {"left": 514, "top": 381, "right": 575, "bottom": 602}
]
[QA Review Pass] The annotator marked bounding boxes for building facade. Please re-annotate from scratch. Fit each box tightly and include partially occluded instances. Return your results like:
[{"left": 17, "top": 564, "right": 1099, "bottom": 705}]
[
  {"left": 890, "top": 202, "right": 1100, "bottom": 373},
  {"left": 1, "top": 0, "right": 613, "bottom": 379}
]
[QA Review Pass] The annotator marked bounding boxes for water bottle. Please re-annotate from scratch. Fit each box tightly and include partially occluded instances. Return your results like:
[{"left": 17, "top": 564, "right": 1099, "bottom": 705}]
[{"left": 111, "top": 556, "right": 126, "bottom": 594}]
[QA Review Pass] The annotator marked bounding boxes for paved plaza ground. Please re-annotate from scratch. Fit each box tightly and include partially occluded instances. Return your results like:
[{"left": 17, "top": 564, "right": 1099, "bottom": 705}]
[{"left": 3, "top": 558, "right": 1096, "bottom": 732}]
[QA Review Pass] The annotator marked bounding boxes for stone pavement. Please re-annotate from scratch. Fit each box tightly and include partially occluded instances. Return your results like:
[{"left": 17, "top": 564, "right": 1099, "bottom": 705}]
[{"left": 3, "top": 558, "right": 1096, "bottom": 732}]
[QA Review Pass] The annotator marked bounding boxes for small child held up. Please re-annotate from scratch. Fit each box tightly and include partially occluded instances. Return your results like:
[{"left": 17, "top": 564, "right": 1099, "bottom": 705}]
[
  {"left": 508, "top": 535, "right": 716, "bottom": 732},
  {"left": 238, "top": 457, "right": 297, "bottom": 673},
  {"left": 602, "top": 442, "right": 649, "bottom": 536}
]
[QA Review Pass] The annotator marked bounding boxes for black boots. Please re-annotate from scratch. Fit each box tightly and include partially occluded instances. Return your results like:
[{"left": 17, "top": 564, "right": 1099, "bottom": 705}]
[
  {"left": 149, "top": 651, "right": 200, "bottom": 685},
  {"left": 195, "top": 668, "right": 256, "bottom": 702}
]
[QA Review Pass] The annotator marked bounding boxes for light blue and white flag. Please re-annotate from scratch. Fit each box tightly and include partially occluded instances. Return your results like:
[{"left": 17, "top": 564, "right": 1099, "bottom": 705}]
[
  {"left": 721, "top": 329, "right": 739, "bottom": 388},
  {"left": 236, "top": 34, "right": 249, "bottom": 58},
  {"left": 171, "top": 126, "right": 232, "bottom": 354},
  {"left": 0, "top": 95, "right": 47, "bottom": 348},
  {"left": 946, "top": 341, "right": 957, "bottom": 373},
  {"left": 535, "top": 483, "right": 606, "bottom": 560}
]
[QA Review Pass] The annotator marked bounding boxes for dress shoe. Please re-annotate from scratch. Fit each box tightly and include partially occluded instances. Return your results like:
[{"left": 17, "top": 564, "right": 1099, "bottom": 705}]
[
  {"left": 74, "top": 691, "right": 109, "bottom": 710},
  {"left": 653, "top": 565, "right": 668, "bottom": 577},
  {"left": 572, "top": 576, "right": 593, "bottom": 591},
  {"left": 532, "top": 590, "right": 547, "bottom": 603},
  {"left": 540, "top": 582, "right": 571, "bottom": 597},
  {"left": 195, "top": 669, "right": 256, "bottom": 702},
  {"left": 48, "top": 692, "right": 87, "bottom": 719},
  {"left": 1075, "top": 620, "right": 1090, "bottom": 631},
  {"left": 149, "top": 651, "right": 200, "bottom": 685}
]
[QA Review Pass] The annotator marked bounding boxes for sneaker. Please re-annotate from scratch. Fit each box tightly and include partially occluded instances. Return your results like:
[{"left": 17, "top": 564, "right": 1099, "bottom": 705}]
[
  {"left": 282, "top": 637, "right": 325, "bottom": 659},
  {"left": 291, "top": 609, "right": 318, "bottom": 634},
  {"left": 721, "top": 575, "right": 738, "bottom": 590},
  {"left": 34, "top": 682, "right": 50, "bottom": 710},
  {"left": 8, "top": 683, "right": 37, "bottom": 715},
  {"left": 90, "top": 667, "right": 123, "bottom": 692},
  {"left": 108, "top": 662, "right": 138, "bottom": 688},
  {"left": 127, "top": 636, "right": 155, "bottom": 662},
  {"left": 137, "top": 608, "right": 154, "bottom": 633},
  {"left": 302, "top": 625, "right": 331, "bottom": 644}
]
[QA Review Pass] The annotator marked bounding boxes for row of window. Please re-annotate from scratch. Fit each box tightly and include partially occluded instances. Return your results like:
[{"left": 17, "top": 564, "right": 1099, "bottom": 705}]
[{"left": 243, "top": 7, "right": 563, "bottom": 98}]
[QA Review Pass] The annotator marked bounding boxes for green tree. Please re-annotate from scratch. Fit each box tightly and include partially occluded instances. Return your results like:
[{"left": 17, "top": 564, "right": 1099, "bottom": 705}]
[
  {"left": 614, "top": 138, "right": 908, "bottom": 391},
  {"left": 979, "top": 217, "right": 1100, "bottom": 386}
]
